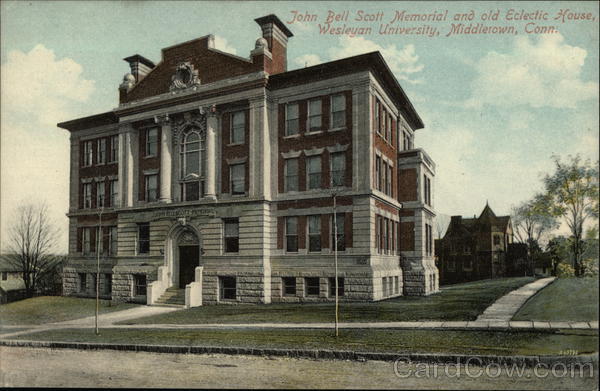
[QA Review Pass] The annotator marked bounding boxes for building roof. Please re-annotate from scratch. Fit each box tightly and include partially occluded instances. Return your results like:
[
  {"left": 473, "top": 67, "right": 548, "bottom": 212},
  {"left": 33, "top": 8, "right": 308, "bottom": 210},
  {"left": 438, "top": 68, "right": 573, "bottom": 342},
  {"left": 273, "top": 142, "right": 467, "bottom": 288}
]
[
  {"left": 444, "top": 203, "right": 512, "bottom": 239},
  {"left": 268, "top": 51, "right": 424, "bottom": 130},
  {"left": 57, "top": 111, "right": 118, "bottom": 132},
  {"left": 0, "top": 255, "right": 22, "bottom": 272}
]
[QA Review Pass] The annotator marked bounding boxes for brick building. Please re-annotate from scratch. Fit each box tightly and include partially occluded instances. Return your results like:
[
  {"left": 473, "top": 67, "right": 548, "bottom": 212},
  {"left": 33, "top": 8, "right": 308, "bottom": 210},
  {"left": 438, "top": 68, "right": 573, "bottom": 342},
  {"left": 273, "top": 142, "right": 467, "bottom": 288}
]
[
  {"left": 435, "top": 203, "right": 525, "bottom": 285},
  {"left": 58, "top": 14, "right": 438, "bottom": 306}
]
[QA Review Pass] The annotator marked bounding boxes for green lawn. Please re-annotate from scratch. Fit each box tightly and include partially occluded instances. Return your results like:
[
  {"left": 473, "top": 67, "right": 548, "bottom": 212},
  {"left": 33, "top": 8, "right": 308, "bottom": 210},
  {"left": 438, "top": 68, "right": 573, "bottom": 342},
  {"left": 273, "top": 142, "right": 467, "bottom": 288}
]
[
  {"left": 0, "top": 296, "right": 139, "bottom": 326},
  {"left": 120, "top": 277, "right": 534, "bottom": 325},
  {"left": 513, "top": 277, "right": 599, "bottom": 322},
  {"left": 13, "top": 327, "right": 598, "bottom": 356}
]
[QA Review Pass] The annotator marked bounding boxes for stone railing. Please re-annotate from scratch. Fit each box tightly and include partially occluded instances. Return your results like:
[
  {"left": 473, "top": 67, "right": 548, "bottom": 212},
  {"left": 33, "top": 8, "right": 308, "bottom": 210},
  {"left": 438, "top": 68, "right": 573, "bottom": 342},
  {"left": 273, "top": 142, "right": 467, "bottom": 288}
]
[
  {"left": 147, "top": 266, "right": 169, "bottom": 305},
  {"left": 185, "top": 266, "right": 203, "bottom": 308}
]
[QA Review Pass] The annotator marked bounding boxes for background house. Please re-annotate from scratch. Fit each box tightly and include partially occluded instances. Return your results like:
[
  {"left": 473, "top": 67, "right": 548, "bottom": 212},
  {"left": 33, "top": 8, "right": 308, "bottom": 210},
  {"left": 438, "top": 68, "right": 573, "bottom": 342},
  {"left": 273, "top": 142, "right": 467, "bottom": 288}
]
[{"left": 435, "top": 203, "right": 528, "bottom": 285}]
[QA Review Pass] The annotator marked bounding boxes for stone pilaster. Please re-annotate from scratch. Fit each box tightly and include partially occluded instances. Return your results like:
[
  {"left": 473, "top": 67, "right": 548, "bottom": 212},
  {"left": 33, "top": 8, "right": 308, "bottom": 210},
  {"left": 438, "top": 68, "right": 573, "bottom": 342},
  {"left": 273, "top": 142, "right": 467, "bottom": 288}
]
[
  {"left": 205, "top": 105, "right": 217, "bottom": 199},
  {"left": 118, "top": 123, "right": 136, "bottom": 207},
  {"left": 155, "top": 114, "right": 172, "bottom": 203}
]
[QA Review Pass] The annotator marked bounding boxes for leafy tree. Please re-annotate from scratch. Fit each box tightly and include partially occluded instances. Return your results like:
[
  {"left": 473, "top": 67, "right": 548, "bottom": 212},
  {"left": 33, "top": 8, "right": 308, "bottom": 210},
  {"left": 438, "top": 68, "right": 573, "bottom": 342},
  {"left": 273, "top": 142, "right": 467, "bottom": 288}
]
[
  {"left": 546, "top": 236, "right": 571, "bottom": 276},
  {"left": 512, "top": 193, "right": 559, "bottom": 274},
  {"left": 5, "top": 203, "right": 61, "bottom": 297},
  {"left": 543, "top": 155, "right": 599, "bottom": 276}
]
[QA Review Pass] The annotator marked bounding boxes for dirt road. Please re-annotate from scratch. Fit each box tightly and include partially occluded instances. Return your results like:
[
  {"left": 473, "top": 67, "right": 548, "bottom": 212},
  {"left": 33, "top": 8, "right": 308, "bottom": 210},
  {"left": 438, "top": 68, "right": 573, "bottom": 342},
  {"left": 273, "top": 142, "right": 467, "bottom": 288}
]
[{"left": 0, "top": 346, "right": 596, "bottom": 389}]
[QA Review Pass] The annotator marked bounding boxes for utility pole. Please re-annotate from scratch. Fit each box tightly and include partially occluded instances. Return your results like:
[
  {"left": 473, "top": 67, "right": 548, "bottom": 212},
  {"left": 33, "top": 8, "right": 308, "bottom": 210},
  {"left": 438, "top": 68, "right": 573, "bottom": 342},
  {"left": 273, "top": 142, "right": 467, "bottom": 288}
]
[{"left": 333, "top": 192, "right": 339, "bottom": 338}]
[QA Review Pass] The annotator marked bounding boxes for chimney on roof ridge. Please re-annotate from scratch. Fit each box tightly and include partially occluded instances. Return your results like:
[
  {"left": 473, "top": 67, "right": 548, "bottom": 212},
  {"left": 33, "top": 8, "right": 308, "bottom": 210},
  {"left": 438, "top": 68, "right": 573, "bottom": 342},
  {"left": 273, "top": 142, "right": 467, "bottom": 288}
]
[
  {"left": 124, "top": 54, "right": 156, "bottom": 83},
  {"left": 254, "top": 14, "right": 293, "bottom": 74}
]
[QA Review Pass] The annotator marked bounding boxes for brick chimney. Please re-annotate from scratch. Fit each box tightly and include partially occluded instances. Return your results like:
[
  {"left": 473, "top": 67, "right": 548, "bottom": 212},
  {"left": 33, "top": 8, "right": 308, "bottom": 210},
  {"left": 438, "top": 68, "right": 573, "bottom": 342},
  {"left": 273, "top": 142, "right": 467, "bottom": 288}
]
[
  {"left": 123, "top": 54, "right": 156, "bottom": 83},
  {"left": 254, "top": 14, "right": 293, "bottom": 74}
]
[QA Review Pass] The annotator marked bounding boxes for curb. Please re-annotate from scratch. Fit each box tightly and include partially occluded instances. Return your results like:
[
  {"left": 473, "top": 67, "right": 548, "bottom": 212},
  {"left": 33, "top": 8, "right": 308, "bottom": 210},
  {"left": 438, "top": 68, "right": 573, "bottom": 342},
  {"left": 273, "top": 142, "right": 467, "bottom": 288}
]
[{"left": 1, "top": 339, "right": 597, "bottom": 367}]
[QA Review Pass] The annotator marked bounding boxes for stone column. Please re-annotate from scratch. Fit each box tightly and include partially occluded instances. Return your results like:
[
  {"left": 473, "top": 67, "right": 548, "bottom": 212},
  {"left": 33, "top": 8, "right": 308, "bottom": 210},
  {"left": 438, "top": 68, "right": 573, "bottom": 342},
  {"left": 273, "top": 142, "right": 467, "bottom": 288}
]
[
  {"left": 155, "top": 114, "right": 172, "bottom": 203},
  {"left": 204, "top": 105, "right": 218, "bottom": 200},
  {"left": 118, "top": 123, "right": 135, "bottom": 207}
]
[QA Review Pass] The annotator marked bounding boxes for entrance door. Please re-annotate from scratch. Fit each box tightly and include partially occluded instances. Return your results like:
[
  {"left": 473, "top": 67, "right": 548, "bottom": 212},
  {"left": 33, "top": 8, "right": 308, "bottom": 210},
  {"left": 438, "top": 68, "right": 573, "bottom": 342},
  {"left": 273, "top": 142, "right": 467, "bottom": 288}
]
[{"left": 179, "top": 245, "right": 199, "bottom": 288}]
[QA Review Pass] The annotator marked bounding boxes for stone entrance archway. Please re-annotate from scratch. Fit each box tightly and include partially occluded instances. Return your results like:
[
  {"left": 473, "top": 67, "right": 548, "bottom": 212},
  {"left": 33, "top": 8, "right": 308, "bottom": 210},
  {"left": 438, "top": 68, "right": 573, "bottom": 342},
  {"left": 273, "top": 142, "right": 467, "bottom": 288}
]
[{"left": 165, "top": 221, "right": 202, "bottom": 289}]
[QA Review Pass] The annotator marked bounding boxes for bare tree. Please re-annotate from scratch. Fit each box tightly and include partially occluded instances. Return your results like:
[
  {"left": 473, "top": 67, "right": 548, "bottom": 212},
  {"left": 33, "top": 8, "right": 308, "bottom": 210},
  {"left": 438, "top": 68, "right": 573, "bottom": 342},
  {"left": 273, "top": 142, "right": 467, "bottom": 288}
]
[
  {"left": 6, "top": 202, "right": 61, "bottom": 297},
  {"left": 543, "top": 154, "right": 599, "bottom": 276},
  {"left": 435, "top": 214, "right": 451, "bottom": 239}
]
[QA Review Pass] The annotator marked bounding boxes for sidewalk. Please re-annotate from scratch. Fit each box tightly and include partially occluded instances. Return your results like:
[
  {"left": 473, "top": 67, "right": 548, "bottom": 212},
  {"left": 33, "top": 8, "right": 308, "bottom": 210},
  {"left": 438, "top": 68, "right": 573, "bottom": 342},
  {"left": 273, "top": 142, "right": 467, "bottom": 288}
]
[{"left": 477, "top": 277, "right": 556, "bottom": 321}]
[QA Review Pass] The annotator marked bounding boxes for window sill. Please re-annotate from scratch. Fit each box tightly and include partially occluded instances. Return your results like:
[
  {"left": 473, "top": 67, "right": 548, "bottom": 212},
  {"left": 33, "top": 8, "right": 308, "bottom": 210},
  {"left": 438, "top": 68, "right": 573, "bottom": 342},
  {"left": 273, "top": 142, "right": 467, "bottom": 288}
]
[
  {"left": 328, "top": 127, "right": 346, "bottom": 133},
  {"left": 304, "top": 130, "right": 323, "bottom": 136},
  {"left": 283, "top": 134, "right": 301, "bottom": 140},
  {"left": 227, "top": 142, "right": 245, "bottom": 147},
  {"left": 143, "top": 155, "right": 157, "bottom": 159}
]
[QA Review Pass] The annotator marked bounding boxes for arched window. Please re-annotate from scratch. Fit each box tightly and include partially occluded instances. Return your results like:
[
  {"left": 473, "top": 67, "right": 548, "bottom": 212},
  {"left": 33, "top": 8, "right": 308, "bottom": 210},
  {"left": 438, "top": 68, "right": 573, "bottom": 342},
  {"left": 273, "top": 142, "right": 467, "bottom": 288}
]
[{"left": 180, "top": 129, "right": 205, "bottom": 201}]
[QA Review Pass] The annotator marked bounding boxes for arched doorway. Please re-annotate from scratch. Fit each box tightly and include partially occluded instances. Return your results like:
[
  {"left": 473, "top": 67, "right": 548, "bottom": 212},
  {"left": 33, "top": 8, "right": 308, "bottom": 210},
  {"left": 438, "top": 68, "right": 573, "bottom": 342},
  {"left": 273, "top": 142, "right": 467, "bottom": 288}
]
[
  {"left": 165, "top": 223, "right": 201, "bottom": 289},
  {"left": 176, "top": 228, "right": 200, "bottom": 288}
]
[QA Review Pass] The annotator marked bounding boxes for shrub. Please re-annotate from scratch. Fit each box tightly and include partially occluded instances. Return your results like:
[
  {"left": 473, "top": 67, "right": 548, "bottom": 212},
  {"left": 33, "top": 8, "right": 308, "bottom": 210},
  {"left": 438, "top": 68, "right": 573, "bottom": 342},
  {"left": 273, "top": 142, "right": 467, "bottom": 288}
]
[
  {"left": 556, "top": 262, "right": 575, "bottom": 278},
  {"left": 581, "top": 258, "right": 599, "bottom": 277}
]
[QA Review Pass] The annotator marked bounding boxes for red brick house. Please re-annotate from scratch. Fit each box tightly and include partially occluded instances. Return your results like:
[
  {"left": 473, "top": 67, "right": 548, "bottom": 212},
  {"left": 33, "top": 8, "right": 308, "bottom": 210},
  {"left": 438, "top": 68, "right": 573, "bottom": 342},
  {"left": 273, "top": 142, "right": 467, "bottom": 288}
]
[{"left": 58, "top": 14, "right": 438, "bottom": 306}]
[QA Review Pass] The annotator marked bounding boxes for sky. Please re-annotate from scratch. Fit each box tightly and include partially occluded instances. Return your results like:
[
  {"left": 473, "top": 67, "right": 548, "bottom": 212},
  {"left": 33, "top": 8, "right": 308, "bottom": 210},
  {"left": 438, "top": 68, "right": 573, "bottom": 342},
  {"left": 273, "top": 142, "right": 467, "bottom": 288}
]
[{"left": 1, "top": 1, "right": 598, "bottom": 253}]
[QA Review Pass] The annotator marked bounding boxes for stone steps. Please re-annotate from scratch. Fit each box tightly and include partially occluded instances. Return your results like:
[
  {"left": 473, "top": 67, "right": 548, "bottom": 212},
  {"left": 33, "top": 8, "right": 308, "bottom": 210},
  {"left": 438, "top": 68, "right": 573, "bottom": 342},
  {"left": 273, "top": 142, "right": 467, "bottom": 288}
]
[{"left": 155, "top": 288, "right": 186, "bottom": 305}]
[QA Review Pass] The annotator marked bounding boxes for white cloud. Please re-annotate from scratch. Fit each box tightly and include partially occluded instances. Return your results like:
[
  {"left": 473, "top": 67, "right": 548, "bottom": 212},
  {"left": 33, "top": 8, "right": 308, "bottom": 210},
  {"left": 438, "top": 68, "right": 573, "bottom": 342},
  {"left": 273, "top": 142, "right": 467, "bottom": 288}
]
[
  {"left": 329, "top": 36, "right": 424, "bottom": 84},
  {"left": 293, "top": 54, "right": 323, "bottom": 68},
  {"left": 465, "top": 34, "right": 598, "bottom": 109},
  {"left": 1, "top": 44, "right": 95, "bottom": 253},
  {"left": 1, "top": 44, "right": 95, "bottom": 128},
  {"left": 213, "top": 35, "right": 237, "bottom": 55},
  {"left": 292, "top": 36, "right": 424, "bottom": 84}
]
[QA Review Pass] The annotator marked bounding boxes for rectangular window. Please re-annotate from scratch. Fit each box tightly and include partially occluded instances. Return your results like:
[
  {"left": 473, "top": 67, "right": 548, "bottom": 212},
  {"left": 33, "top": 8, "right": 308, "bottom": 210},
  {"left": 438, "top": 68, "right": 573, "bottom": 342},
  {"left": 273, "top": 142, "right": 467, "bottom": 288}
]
[
  {"left": 82, "top": 183, "right": 92, "bottom": 209},
  {"left": 375, "top": 100, "right": 381, "bottom": 134},
  {"left": 183, "top": 181, "right": 201, "bottom": 202},
  {"left": 134, "top": 274, "right": 147, "bottom": 296},
  {"left": 230, "top": 164, "right": 245, "bottom": 195},
  {"left": 285, "top": 103, "right": 299, "bottom": 136},
  {"left": 382, "top": 277, "right": 387, "bottom": 297},
  {"left": 388, "top": 165, "right": 393, "bottom": 197},
  {"left": 383, "top": 218, "right": 389, "bottom": 253},
  {"left": 386, "top": 114, "right": 392, "bottom": 142},
  {"left": 284, "top": 158, "right": 299, "bottom": 192},
  {"left": 145, "top": 174, "right": 158, "bottom": 202},
  {"left": 330, "top": 152, "right": 345, "bottom": 187},
  {"left": 331, "top": 213, "right": 345, "bottom": 251},
  {"left": 331, "top": 94, "right": 346, "bottom": 129},
  {"left": 83, "top": 141, "right": 93, "bottom": 167},
  {"left": 137, "top": 223, "right": 150, "bottom": 254},
  {"left": 79, "top": 273, "right": 87, "bottom": 292},
  {"left": 97, "top": 138, "right": 106, "bottom": 164},
  {"left": 96, "top": 181, "right": 105, "bottom": 208},
  {"left": 305, "top": 277, "right": 320, "bottom": 296},
  {"left": 109, "top": 226, "right": 118, "bottom": 256},
  {"left": 383, "top": 161, "right": 388, "bottom": 195},
  {"left": 425, "top": 224, "right": 433, "bottom": 255},
  {"left": 109, "top": 179, "right": 119, "bottom": 207},
  {"left": 307, "top": 156, "right": 322, "bottom": 190},
  {"left": 424, "top": 175, "right": 432, "bottom": 206},
  {"left": 96, "top": 226, "right": 104, "bottom": 255},
  {"left": 328, "top": 277, "right": 345, "bottom": 297},
  {"left": 282, "top": 277, "right": 296, "bottom": 296},
  {"left": 1, "top": 272, "right": 7, "bottom": 281},
  {"left": 375, "top": 216, "right": 381, "bottom": 254},
  {"left": 375, "top": 156, "right": 381, "bottom": 191},
  {"left": 219, "top": 276, "right": 236, "bottom": 300},
  {"left": 109, "top": 135, "right": 119, "bottom": 163},
  {"left": 493, "top": 234, "right": 502, "bottom": 246},
  {"left": 82, "top": 227, "right": 92, "bottom": 255},
  {"left": 308, "top": 215, "right": 321, "bottom": 252},
  {"left": 285, "top": 216, "right": 298, "bottom": 252},
  {"left": 308, "top": 99, "right": 322, "bottom": 131},
  {"left": 145, "top": 127, "right": 158, "bottom": 156},
  {"left": 103, "top": 274, "right": 112, "bottom": 295},
  {"left": 231, "top": 111, "right": 245, "bottom": 144},
  {"left": 394, "top": 276, "right": 399, "bottom": 294},
  {"left": 224, "top": 218, "right": 239, "bottom": 253}
]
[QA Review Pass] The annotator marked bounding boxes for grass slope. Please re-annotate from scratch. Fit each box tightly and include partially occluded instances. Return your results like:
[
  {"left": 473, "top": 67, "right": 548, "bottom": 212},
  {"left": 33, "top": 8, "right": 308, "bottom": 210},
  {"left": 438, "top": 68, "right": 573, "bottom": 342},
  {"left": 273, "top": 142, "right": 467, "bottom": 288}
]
[
  {"left": 121, "top": 277, "right": 534, "bottom": 325},
  {"left": 14, "top": 327, "right": 598, "bottom": 356},
  {"left": 0, "top": 296, "right": 139, "bottom": 326},
  {"left": 513, "top": 277, "right": 599, "bottom": 322}
]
